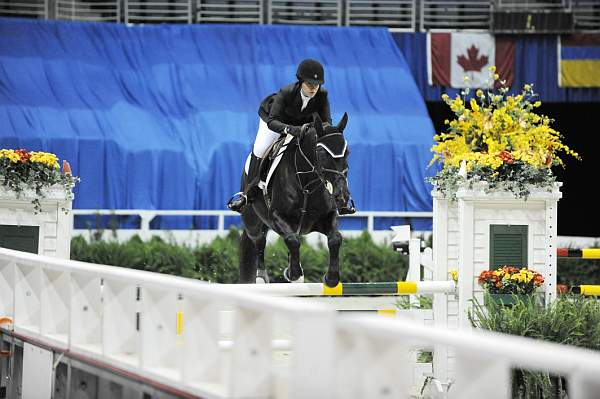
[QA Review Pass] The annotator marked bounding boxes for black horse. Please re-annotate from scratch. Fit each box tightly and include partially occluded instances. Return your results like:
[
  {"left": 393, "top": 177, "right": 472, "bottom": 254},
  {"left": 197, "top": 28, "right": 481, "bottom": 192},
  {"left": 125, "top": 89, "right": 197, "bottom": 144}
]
[{"left": 238, "top": 113, "right": 352, "bottom": 287}]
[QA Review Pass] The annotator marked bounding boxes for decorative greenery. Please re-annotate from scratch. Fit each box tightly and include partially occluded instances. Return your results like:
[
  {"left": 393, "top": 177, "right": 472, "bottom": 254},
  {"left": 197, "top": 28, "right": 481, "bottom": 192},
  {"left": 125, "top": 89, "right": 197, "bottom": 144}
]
[
  {"left": 428, "top": 67, "right": 579, "bottom": 199},
  {"left": 478, "top": 266, "right": 544, "bottom": 295},
  {"left": 0, "top": 148, "right": 78, "bottom": 213},
  {"left": 70, "top": 229, "right": 408, "bottom": 284},
  {"left": 470, "top": 295, "right": 600, "bottom": 398}
]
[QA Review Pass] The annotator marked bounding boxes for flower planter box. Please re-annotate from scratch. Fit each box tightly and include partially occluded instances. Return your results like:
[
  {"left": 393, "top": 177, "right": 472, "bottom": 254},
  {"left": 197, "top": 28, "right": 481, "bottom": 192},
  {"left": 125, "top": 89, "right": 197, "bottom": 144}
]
[
  {"left": 486, "top": 293, "right": 534, "bottom": 307},
  {"left": 0, "top": 184, "right": 73, "bottom": 259}
]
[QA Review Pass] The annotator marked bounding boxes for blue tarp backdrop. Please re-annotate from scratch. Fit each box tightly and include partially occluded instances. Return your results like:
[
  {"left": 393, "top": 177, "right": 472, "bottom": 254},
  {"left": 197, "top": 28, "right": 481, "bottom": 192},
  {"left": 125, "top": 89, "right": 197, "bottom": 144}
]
[{"left": 0, "top": 18, "right": 437, "bottom": 228}]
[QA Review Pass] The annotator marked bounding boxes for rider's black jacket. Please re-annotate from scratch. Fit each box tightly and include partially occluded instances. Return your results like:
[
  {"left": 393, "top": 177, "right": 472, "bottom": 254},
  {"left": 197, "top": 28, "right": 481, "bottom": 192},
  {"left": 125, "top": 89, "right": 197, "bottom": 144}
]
[{"left": 258, "top": 82, "right": 332, "bottom": 135}]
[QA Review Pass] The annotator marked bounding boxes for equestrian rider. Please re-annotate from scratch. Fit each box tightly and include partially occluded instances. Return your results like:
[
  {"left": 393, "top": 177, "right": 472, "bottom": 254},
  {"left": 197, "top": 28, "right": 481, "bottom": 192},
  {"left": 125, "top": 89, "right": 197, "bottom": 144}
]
[{"left": 227, "top": 59, "right": 356, "bottom": 215}]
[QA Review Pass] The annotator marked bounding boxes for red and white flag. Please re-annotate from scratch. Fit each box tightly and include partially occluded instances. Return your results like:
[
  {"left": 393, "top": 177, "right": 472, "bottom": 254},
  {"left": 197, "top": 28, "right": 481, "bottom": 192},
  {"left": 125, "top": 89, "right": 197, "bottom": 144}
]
[{"left": 427, "top": 33, "right": 515, "bottom": 89}]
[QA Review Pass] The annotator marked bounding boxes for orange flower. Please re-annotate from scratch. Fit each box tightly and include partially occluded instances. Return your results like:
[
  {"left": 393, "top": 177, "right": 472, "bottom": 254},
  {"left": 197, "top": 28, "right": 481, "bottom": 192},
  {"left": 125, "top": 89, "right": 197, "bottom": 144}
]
[
  {"left": 62, "top": 160, "right": 72, "bottom": 175},
  {"left": 497, "top": 150, "right": 514, "bottom": 164},
  {"left": 15, "top": 149, "right": 31, "bottom": 163}
]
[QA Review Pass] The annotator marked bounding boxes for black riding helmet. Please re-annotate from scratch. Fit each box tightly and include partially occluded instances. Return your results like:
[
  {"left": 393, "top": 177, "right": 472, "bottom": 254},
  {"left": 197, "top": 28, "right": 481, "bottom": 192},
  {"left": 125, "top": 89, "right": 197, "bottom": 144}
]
[{"left": 296, "top": 59, "right": 325, "bottom": 85}]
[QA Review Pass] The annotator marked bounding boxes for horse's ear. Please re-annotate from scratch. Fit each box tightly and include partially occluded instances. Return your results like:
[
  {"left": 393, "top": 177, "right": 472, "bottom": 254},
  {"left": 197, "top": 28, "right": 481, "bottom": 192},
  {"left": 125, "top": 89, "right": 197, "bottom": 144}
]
[
  {"left": 337, "top": 112, "right": 348, "bottom": 132},
  {"left": 313, "top": 113, "right": 323, "bottom": 134}
]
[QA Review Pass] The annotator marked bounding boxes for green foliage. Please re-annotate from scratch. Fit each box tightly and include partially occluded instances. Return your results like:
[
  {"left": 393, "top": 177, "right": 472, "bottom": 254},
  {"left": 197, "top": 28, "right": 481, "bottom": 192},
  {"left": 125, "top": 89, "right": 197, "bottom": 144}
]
[
  {"left": 470, "top": 294, "right": 600, "bottom": 398},
  {"left": 558, "top": 258, "right": 600, "bottom": 286},
  {"left": 70, "top": 229, "right": 408, "bottom": 284}
]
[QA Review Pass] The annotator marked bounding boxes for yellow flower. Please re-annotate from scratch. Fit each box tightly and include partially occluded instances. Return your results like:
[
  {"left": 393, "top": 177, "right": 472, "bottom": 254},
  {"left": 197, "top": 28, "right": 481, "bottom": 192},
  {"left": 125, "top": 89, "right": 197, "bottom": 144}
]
[
  {"left": 30, "top": 151, "right": 59, "bottom": 169},
  {"left": 448, "top": 269, "right": 459, "bottom": 282},
  {"left": 0, "top": 149, "right": 20, "bottom": 163},
  {"left": 476, "top": 89, "right": 484, "bottom": 97},
  {"left": 489, "top": 66, "right": 497, "bottom": 72}
]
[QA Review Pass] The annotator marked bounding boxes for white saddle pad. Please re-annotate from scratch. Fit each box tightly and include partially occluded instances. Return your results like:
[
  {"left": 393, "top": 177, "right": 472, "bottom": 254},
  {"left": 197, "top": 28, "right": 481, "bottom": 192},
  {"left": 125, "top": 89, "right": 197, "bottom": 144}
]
[{"left": 256, "top": 134, "right": 294, "bottom": 192}]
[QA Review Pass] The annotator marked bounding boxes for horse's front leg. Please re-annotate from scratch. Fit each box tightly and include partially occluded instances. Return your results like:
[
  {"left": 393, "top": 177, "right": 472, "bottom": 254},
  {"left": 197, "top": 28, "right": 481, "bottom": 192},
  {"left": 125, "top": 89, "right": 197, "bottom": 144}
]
[
  {"left": 324, "top": 229, "right": 342, "bottom": 287},
  {"left": 271, "top": 212, "right": 304, "bottom": 282},
  {"left": 255, "top": 225, "right": 270, "bottom": 283}
]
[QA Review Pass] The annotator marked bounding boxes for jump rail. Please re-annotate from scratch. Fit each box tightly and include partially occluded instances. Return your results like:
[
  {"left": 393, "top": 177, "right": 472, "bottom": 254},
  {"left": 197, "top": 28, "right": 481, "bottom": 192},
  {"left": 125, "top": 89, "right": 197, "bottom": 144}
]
[
  {"left": 231, "top": 280, "right": 455, "bottom": 296},
  {"left": 557, "top": 248, "right": 600, "bottom": 259},
  {"left": 2, "top": 247, "right": 600, "bottom": 398}
]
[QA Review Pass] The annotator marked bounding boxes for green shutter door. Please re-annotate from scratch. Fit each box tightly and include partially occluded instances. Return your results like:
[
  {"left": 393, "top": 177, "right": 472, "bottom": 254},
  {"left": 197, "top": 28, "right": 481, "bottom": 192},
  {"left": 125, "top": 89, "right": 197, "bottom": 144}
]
[
  {"left": 0, "top": 225, "right": 40, "bottom": 254},
  {"left": 489, "top": 225, "right": 528, "bottom": 269}
]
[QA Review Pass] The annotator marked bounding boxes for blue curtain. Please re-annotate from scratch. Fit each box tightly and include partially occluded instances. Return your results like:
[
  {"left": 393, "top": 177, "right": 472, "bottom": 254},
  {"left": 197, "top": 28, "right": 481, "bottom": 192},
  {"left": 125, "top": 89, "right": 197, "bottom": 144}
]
[{"left": 0, "top": 18, "right": 437, "bottom": 229}]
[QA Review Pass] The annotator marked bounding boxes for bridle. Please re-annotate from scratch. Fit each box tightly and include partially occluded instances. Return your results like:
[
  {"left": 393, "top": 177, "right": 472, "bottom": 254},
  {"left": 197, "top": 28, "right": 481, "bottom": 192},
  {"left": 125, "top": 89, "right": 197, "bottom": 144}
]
[{"left": 293, "top": 130, "right": 350, "bottom": 233}]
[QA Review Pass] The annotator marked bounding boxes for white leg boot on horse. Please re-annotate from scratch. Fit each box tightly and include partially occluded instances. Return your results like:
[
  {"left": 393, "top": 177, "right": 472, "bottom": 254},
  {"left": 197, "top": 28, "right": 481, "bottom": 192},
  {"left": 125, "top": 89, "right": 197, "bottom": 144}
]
[{"left": 227, "top": 153, "right": 262, "bottom": 213}]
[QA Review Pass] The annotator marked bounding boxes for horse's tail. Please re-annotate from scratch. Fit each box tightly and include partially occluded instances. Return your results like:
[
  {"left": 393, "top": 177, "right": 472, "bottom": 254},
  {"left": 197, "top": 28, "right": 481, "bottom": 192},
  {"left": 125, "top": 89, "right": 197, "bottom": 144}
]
[{"left": 238, "top": 229, "right": 257, "bottom": 283}]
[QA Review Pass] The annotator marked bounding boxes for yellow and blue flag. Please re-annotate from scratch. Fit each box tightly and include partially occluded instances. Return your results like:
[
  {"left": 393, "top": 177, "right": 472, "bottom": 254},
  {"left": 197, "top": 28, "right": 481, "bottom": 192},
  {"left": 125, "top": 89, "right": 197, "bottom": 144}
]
[{"left": 559, "top": 34, "right": 600, "bottom": 87}]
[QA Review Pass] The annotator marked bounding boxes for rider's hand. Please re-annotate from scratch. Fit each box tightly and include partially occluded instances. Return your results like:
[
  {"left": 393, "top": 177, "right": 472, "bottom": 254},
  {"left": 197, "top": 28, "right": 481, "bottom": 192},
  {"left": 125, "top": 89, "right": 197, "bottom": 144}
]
[{"left": 286, "top": 125, "right": 304, "bottom": 138}]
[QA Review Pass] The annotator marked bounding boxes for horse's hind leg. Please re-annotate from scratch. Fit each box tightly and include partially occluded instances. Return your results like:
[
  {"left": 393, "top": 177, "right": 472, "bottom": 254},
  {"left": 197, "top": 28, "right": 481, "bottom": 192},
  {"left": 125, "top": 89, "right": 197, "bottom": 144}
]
[
  {"left": 276, "top": 231, "right": 303, "bottom": 283},
  {"left": 239, "top": 230, "right": 257, "bottom": 283}
]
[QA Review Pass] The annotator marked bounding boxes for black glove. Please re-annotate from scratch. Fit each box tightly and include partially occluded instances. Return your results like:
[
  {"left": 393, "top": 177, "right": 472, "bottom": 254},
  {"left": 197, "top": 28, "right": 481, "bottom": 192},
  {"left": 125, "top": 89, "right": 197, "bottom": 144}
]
[{"left": 286, "top": 125, "right": 304, "bottom": 138}]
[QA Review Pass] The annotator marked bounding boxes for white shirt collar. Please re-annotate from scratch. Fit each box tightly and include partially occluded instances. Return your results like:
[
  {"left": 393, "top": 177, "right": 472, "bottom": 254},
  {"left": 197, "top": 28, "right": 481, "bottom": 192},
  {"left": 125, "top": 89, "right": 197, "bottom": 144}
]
[{"left": 300, "top": 89, "right": 312, "bottom": 111}]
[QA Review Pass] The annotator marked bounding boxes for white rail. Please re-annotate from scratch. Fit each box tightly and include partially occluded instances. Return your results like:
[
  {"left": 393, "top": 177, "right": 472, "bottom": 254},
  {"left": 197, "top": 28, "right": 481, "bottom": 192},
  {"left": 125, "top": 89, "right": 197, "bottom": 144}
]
[
  {"left": 2, "top": 247, "right": 600, "bottom": 398},
  {"left": 72, "top": 209, "right": 433, "bottom": 229}
]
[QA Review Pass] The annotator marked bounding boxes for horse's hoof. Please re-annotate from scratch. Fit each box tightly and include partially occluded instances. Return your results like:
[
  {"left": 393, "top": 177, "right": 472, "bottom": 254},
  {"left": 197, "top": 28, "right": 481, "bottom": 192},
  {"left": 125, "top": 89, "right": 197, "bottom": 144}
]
[
  {"left": 323, "top": 272, "right": 340, "bottom": 288},
  {"left": 256, "top": 269, "right": 270, "bottom": 284},
  {"left": 283, "top": 267, "right": 304, "bottom": 283}
]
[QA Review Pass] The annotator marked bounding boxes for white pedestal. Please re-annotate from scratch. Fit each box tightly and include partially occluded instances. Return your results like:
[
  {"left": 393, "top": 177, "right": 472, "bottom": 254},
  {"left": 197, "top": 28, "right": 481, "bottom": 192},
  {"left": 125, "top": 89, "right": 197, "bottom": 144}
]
[{"left": 0, "top": 185, "right": 73, "bottom": 259}]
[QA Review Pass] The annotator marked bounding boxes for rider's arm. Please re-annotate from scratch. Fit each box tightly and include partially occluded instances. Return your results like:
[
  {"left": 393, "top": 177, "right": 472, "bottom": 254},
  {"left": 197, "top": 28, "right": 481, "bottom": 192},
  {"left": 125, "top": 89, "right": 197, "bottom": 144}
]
[
  {"left": 266, "top": 90, "right": 289, "bottom": 135},
  {"left": 318, "top": 90, "right": 332, "bottom": 125}
]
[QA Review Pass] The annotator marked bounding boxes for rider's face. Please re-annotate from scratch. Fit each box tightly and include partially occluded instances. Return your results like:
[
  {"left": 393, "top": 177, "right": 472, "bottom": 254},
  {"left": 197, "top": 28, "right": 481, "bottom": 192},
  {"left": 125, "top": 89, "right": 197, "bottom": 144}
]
[{"left": 301, "top": 81, "right": 320, "bottom": 98}]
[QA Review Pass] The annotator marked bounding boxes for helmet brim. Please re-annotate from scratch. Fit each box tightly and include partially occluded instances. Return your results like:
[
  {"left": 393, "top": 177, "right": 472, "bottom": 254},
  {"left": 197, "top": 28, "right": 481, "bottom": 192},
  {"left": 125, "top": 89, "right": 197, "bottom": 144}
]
[{"left": 304, "top": 78, "right": 323, "bottom": 85}]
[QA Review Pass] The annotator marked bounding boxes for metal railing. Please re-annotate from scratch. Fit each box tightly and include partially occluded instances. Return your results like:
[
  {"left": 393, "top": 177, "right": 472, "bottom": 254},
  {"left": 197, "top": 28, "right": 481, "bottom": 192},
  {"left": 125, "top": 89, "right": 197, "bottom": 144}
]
[
  {"left": 124, "top": 0, "right": 192, "bottom": 23},
  {"left": 0, "top": 0, "right": 47, "bottom": 18},
  {"left": 573, "top": 0, "right": 600, "bottom": 31},
  {"left": 56, "top": 0, "right": 120, "bottom": 22},
  {"left": 496, "top": 0, "right": 571, "bottom": 9},
  {"left": 421, "top": 0, "right": 492, "bottom": 31},
  {"left": 2, "top": 0, "right": 600, "bottom": 31},
  {"left": 346, "top": 0, "right": 416, "bottom": 30},
  {"left": 268, "top": 0, "right": 342, "bottom": 25},
  {"left": 197, "top": 0, "right": 263, "bottom": 23},
  {"left": 2, "top": 247, "right": 600, "bottom": 398}
]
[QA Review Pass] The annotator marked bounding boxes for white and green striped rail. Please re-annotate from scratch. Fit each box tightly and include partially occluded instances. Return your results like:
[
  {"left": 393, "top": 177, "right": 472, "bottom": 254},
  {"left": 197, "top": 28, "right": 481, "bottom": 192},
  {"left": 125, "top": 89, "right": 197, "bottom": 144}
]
[{"left": 231, "top": 280, "right": 456, "bottom": 296}]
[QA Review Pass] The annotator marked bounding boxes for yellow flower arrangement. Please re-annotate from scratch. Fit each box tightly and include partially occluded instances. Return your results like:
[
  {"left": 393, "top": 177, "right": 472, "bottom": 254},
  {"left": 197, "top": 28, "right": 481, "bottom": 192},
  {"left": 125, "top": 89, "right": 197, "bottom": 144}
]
[
  {"left": 429, "top": 67, "right": 579, "bottom": 198},
  {"left": 0, "top": 148, "right": 77, "bottom": 213},
  {"left": 478, "top": 266, "right": 544, "bottom": 295}
]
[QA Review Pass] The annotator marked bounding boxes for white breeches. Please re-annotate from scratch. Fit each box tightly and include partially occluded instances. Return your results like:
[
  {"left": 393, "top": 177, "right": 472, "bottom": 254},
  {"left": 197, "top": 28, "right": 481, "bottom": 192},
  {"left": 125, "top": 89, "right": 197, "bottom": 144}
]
[{"left": 253, "top": 119, "right": 281, "bottom": 158}]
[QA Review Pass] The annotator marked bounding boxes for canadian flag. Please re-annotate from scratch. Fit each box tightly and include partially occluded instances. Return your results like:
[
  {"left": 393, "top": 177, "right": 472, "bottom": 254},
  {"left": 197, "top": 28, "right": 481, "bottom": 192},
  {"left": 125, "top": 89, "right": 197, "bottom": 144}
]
[{"left": 427, "top": 33, "right": 515, "bottom": 89}]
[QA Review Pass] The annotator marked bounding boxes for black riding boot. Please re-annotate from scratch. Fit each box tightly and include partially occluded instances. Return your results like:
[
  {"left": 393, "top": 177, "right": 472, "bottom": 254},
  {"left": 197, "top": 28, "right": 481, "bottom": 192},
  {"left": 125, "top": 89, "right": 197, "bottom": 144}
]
[
  {"left": 338, "top": 197, "right": 356, "bottom": 215},
  {"left": 227, "top": 154, "right": 262, "bottom": 213}
]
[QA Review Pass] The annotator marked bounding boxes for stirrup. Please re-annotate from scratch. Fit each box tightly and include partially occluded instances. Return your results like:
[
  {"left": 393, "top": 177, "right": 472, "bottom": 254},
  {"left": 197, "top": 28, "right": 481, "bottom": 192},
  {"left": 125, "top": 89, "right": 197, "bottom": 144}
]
[
  {"left": 227, "top": 192, "right": 248, "bottom": 211},
  {"left": 338, "top": 199, "right": 356, "bottom": 215}
]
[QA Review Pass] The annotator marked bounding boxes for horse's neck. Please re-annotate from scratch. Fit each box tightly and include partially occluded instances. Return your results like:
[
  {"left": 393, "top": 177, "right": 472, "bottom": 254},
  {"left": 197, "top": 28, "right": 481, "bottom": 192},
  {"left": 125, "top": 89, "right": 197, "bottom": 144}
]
[{"left": 297, "top": 134, "right": 317, "bottom": 168}]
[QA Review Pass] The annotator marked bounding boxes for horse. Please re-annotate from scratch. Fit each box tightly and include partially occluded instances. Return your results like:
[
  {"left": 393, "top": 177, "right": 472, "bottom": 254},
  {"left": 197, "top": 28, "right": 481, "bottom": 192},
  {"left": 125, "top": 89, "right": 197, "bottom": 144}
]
[{"left": 238, "top": 112, "right": 352, "bottom": 288}]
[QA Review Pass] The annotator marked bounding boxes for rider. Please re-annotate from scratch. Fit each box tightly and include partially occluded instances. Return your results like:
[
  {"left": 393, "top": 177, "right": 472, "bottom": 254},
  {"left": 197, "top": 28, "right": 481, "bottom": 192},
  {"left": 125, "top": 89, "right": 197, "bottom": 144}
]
[{"left": 227, "top": 58, "right": 356, "bottom": 215}]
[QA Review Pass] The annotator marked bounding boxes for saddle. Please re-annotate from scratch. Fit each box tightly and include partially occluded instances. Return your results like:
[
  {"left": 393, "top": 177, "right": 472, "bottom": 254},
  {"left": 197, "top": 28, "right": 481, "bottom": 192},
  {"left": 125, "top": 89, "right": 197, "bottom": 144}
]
[{"left": 257, "top": 134, "right": 294, "bottom": 197}]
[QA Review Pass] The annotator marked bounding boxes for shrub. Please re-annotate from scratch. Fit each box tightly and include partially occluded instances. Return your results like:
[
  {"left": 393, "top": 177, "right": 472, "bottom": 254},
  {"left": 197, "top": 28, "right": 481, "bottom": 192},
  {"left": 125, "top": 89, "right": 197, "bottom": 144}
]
[
  {"left": 470, "top": 295, "right": 600, "bottom": 398},
  {"left": 70, "top": 229, "right": 408, "bottom": 284}
]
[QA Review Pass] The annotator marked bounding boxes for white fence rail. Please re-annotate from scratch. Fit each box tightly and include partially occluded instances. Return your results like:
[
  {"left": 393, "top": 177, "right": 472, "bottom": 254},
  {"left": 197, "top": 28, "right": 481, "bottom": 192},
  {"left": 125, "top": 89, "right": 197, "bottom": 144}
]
[
  {"left": 71, "top": 209, "right": 433, "bottom": 245},
  {"left": 2, "top": 247, "right": 600, "bottom": 398}
]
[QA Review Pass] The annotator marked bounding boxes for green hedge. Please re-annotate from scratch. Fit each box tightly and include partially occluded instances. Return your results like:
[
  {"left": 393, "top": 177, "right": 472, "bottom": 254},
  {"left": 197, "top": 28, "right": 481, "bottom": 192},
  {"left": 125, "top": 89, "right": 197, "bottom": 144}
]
[
  {"left": 70, "top": 229, "right": 408, "bottom": 283},
  {"left": 471, "top": 295, "right": 600, "bottom": 398},
  {"left": 558, "top": 257, "right": 600, "bottom": 286}
]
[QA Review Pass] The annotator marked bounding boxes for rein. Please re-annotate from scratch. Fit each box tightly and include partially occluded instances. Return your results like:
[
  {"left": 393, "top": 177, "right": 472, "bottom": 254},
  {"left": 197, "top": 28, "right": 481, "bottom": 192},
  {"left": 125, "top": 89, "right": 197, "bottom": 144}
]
[{"left": 292, "top": 131, "right": 348, "bottom": 234}]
